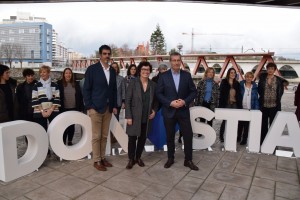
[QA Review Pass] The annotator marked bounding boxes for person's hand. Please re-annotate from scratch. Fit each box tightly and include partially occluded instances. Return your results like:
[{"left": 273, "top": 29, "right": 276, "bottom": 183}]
[
  {"left": 170, "top": 100, "right": 181, "bottom": 108},
  {"left": 88, "top": 108, "right": 96, "bottom": 115},
  {"left": 127, "top": 119, "right": 132, "bottom": 125},
  {"left": 149, "top": 110, "right": 155, "bottom": 119},
  {"left": 41, "top": 110, "right": 48, "bottom": 118},
  {"left": 177, "top": 99, "right": 186, "bottom": 107}
]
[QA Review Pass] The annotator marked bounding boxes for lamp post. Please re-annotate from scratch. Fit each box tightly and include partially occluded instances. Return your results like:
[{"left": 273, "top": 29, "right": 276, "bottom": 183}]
[{"left": 177, "top": 43, "right": 183, "bottom": 54}]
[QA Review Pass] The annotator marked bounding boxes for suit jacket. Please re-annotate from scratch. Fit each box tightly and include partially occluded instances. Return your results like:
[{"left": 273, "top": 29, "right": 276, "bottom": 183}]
[
  {"left": 83, "top": 62, "right": 117, "bottom": 113},
  {"left": 125, "top": 78, "right": 159, "bottom": 137},
  {"left": 156, "top": 69, "right": 196, "bottom": 118}
]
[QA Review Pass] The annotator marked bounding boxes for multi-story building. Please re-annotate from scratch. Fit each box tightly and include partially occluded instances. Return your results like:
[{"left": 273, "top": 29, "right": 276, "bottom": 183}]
[
  {"left": 0, "top": 12, "right": 52, "bottom": 68},
  {"left": 52, "top": 29, "right": 68, "bottom": 67}
]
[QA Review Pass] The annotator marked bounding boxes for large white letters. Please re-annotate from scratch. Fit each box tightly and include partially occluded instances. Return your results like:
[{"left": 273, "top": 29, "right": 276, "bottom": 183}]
[
  {"left": 190, "top": 107, "right": 216, "bottom": 149},
  {"left": 0, "top": 121, "right": 48, "bottom": 182},
  {"left": 261, "top": 112, "right": 300, "bottom": 157}
]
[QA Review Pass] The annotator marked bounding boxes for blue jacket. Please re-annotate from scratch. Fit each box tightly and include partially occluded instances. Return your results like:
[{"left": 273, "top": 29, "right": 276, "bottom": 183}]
[
  {"left": 240, "top": 80, "right": 259, "bottom": 110},
  {"left": 156, "top": 69, "right": 196, "bottom": 118},
  {"left": 83, "top": 62, "right": 117, "bottom": 114}
]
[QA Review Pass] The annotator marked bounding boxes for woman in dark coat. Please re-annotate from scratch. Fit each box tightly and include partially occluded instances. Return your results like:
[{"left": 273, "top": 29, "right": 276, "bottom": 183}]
[
  {"left": 124, "top": 64, "right": 137, "bottom": 88},
  {"left": 57, "top": 67, "right": 83, "bottom": 145},
  {"left": 16, "top": 68, "right": 37, "bottom": 122},
  {"left": 0, "top": 64, "right": 17, "bottom": 123},
  {"left": 218, "top": 68, "right": 242, "bottom": 142},
  {"left": 125, "top": 61, "right": 159, "bottom": 169},
  {"left": 294, "top": 83, "right": 300, "bottom": 121}
]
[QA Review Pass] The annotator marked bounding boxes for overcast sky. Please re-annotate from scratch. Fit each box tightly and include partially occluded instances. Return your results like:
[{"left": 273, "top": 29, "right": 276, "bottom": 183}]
[{"left": 0, "top": 2, "right": 299, "bottom": 59}]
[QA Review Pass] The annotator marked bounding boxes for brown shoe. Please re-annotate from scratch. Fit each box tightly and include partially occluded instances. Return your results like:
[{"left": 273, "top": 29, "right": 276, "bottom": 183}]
[
  {"left": 126, "top": 159, "right": 135, "bottom": 169},
  {"left": 94, "top": 162, "right": 107, "bottom": 171},
  {"left": 101, "top": 159, "right": 113, "bottom": 167},
  {"left": 136, "top": 158, "right": 145, "bottom": 167},
  {"left": 184, "top": 160, "right": 199, "bottom": 171}
]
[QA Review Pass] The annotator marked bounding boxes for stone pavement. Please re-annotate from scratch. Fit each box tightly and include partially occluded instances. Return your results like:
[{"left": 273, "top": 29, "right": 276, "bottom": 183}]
[{"left": 0, "top": 93, "right": 299, "bottom": 200}]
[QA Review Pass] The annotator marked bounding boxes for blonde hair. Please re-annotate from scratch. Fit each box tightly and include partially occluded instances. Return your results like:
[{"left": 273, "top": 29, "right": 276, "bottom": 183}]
[
  {"left": 245, "top": 71, "right": 254, "bottom": 78},
  {"left": 204, "top": 67, "right": 215, "bottom": 79},
  {"left": 39, "top": 65, "right": 51, "bottom": 74}
]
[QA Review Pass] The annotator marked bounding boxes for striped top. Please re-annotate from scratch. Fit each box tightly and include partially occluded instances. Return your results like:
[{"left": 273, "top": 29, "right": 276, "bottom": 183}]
[{"left": 32, "top": 81, "right": 61, "bottom": 117}]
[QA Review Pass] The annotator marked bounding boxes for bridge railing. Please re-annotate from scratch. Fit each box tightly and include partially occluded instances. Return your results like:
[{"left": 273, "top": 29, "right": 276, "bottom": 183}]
[{"left": 71, "top": 52, "right": 277, "bottom": 80}]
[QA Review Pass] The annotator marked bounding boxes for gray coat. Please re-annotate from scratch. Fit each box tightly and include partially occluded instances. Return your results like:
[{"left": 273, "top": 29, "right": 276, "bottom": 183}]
[
  {"left": 116, "top": 75, "right": 126, "bottom": 107},
  {"left": 125, "top": 78, "right": 159, "bottom": 137}
]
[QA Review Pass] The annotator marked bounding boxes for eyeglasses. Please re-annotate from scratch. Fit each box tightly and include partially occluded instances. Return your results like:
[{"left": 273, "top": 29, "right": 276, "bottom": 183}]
[
  {"left": 102, "top": 52, "right": 111, "bottom": 55},
  {"left": 141, "top": 68, "right": 150, "bottom": 72}
]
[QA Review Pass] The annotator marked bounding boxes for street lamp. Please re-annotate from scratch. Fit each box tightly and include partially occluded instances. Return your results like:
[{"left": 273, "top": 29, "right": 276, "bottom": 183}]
[{"left": 177, "top": 43, "right": 183, "bottom": 54}]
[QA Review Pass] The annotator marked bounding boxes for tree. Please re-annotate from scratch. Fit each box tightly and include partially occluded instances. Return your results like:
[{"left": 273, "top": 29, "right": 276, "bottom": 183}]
[
  {"left": 15, "top": 43, "right": 27, "bottom": 68},
  {"left": 109, "top": 43, "right": 119, "bottom": 57},
  {"left": 169, "top": 48, "right": 177, "bottom": 55},
  {"left": 150, "top": 24, "right": 166, "bottom": 55},
  {"left": 0, "top": 43, "right": 15, "bottom": 68}
]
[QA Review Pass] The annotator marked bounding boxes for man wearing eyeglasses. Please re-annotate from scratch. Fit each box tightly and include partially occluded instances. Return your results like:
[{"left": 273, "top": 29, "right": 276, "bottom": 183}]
[{"left": 83, "top": 45, "right": 117, "bottom": 171}]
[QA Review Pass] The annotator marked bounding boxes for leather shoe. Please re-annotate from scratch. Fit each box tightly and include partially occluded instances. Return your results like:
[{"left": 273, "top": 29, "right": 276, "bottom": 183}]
[
  {"left": 164, "top": 158, "right": 174, "bottom": 168},
  {"left": 126, "top": 159, "right": 135, "bottom": 169},
  {"left": 136, "top": 158, "right": 145, "bottom": 167},
  {"left": 178, "top": 137, "right": 182, "bottom": 143},
  {"left": 101, "top": 159, "right": 113, "bottom": 167},
  {"left": 240, "top": 140, "right": 247, "bottom": 145},
  {"left": 184, "top": 160, "right": 199, "bottom": 171},
  {"left": 94, "top": 162, "right": 107, "bottom": 171}
]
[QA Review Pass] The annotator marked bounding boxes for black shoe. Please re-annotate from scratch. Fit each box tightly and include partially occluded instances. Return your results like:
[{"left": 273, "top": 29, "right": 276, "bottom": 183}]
[
  {"left": 184, "top": 160, "right": 199, "bottom": 171},
  {"left": 240, "top": 140, "right": 247, "bottom": 145},
  {"left": 68, "top": 141, "right": 73, "bottom": 146},
  {"left": 178, "top": 137, "right": 182, "bottom": 143},
  {"left": 197, "top": 134, "right": 203, "bottom": 137},
  {"left": 164, "top": 158, "right": 174, "bottom": 168},
  {"left": 136, "top": 158, "right": 145, "bottom": 167},
  {"left": 220, "top": 138, "right": 224, "bottom": 143},
  {"left": 126, "top": 159, "right": 135, "bottom": 169}
]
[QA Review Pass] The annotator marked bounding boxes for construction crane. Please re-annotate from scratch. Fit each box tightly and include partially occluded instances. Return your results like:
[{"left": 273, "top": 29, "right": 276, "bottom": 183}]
[{"left": 182, "top": 28, "right": 243, "bottom": 53}]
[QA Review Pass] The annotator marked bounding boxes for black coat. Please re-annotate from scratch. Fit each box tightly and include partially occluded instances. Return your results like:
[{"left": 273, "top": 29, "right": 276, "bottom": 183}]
[
  {"left": 218, "top": 78, "right": 242, "bottom": 109},
  {"left": 57, "top": 80, "right": 84, "bottom": 112}
]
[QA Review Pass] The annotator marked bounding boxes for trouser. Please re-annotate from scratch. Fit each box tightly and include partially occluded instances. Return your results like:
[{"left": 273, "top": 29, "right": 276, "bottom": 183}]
[
  {"left": 128, "top": 123, "right": 147, "bottom": 160},
  {"left": 89, "top": 107, "right": 112, "bottom": 162},
  {"left": 164, "top": 112, "right": 193, "bottom": 161},
  {"left": 63, "top": 108, "right": 76, "bottom": 144},
  {"left": 237, "top": 121, "right": 250, "bottom": 142},
  {"left": 199, "top": 101, "right": 213, "bottom": 126},
  {"left": 260, "top": 106, "right": 278, "bottom": 145}
]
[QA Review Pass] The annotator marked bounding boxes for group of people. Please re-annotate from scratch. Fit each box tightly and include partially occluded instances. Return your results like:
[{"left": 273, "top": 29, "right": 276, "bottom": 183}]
[{"left": 0, "top": 44, "right": 294, "bottom": 173}]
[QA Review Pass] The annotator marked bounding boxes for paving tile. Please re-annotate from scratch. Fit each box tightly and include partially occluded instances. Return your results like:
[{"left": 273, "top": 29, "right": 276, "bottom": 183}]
[
  {"left": 187, "top": 159, "right": 217, "bottom": 179},
  {"left": 31, "top": 170, "right": 66, "bottom": 185},
  {"left": 277, "top": 157, "right": 298, "bottom": 173},
  {"left": 137, "top": 165, "right": 187, "bottom": 187},
  {"left": 257, "top": 154, "right": 277, "bottom": 169},
  {"left": 0, "top": 196, "right": 7, "bottom": 200},
  {"left": 215, "top": 159, "right": 238, "bottom": 172},
  {"left": 0, "top": 179, "right": 40, "bottom": 199},
  {"left": 76, "top": 185, "right": 133, "bottom": 200},
  {"left": 200, "top": 181, "right": 225, "bottom": 194},
  {"left": 46, "top": 175, "right": 96, "bottom": 199},
  {"left": 222, "top": 151, "right": 243, "bottom": 161},
  {"left": 14, "top": 197, "right": 30, "bottom": 200},
  {"left": 219, "top": 185, "right": 248, "bottom": 200},
  {"left": 102, "top": 175, "right": 151, "bottom": 197},
  {"left": 143, "top": 183, "right": 172, "bottom": 198},
  {"left": 207, "top": 170, "right": 252, "bottom": 189},
  {"left": 191, "top": 189, "right": 220, "bottom": 200},
  {"left": 234, "top": 160, "right": 256, "bottom": 176},
  {"left": 134, "top": 192, "right": 161, "bottom": 200},
  {"left": 175, "top": 176, "right": 204, "bottom": 193},
  {"left": 56, "top": 160, "right": 90, "bottom": 174},
  {"left": 163, "top": 189, "right": 193, "bottom": 200},
  {"left": 25, "top": 186, "right": 69, "bottom": 200},
  {"left": 255, "top": 167, "right": 299, "bottom": 186},
  {"left": 252, "top": 177, "right": 275, "bottom": 190},
  {"left": 84, "top": 165, "right": 123, "bottom": 183},
  {"left": 240, "top": 153, "right": 259, "bottom": 163},
  {"left": 24, "top": 166, "right": 54, "bottom": 180},
  {"left": 247, "top": 186, "right": 274, "bottom": 200},
  {"left": 275, "top": 196, "right": 290, "bottom": 200},
  {"left": 275, "top": 182, "right": 300, "bottom": 199}
]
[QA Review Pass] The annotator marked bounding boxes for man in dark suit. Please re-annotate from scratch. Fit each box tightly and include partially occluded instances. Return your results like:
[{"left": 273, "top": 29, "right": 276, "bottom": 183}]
[
  {"left": 83, "top": 45, "right": 117, "bottom": 171},
  {"left": 156, "top": 52, "right": 199, "bottom": 171}
]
